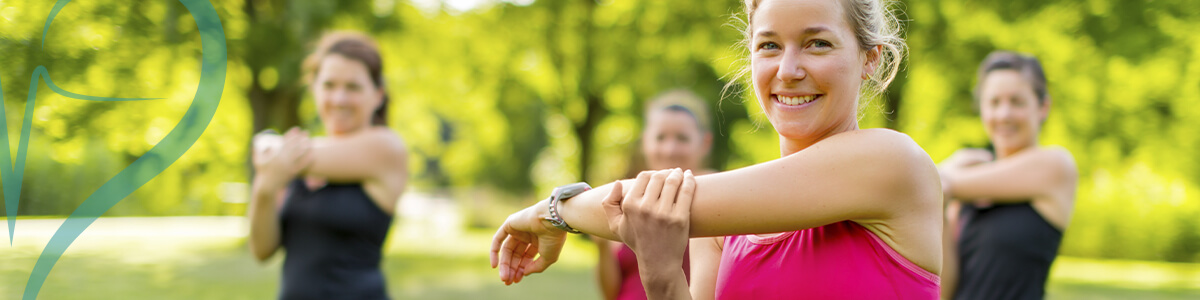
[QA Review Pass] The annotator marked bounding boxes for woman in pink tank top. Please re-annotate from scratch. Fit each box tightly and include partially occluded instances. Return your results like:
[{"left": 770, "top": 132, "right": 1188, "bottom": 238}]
[
  {"left": 490, "top": 0, "right": 942, "bottom": 299},
  {"left": 595, "top": 91, "right": 711, "bottom": 300}
]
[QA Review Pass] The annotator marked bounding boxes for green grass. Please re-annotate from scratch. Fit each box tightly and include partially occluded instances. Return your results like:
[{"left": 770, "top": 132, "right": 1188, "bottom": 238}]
[{"left": 1, "top": 217, "right": 1197, "bottom": 299}]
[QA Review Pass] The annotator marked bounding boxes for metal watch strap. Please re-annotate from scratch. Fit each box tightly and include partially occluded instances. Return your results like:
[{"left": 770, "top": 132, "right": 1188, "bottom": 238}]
[{"left": 546, "top": 182, "right": 591, "bottom": 234}]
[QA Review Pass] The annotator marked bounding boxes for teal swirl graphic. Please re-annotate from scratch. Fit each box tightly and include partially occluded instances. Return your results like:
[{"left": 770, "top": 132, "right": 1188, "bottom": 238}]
[{"left": 0, "top": 0, "right": 227, "bottom": 298}]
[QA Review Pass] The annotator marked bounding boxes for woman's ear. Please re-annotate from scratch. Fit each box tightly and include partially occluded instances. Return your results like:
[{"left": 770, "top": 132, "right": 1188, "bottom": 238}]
[
  {"left": 1039, "top": 96, "right": 1052, "bottom": 123},
  {"left": 702, "top": 132, "right": 714, "bottom": 157},
  {"left": 375, "top": 87, "right": 387, "bottom": 109},
  {"left": 862, "top": 45, "right": 882, "bottom": 80}
]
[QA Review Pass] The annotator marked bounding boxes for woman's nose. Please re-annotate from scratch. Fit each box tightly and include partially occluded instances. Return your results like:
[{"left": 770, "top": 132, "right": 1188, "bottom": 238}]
[
  {"left": 329, "top": 88, "right": 351, "bottom": 105},
  {"left": 777, "top": 50, "right": 807, "bottom": 82}
]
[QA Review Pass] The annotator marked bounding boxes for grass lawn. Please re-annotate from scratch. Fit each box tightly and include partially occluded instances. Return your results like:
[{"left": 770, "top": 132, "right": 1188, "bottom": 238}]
[{"left": 1, "top": 217, "right": 1197, "bottom": 299}]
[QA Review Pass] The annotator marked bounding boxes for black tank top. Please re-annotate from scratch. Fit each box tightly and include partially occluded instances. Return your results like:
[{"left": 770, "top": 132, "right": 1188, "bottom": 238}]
[
  {"left": 954, "top": 203, "right": 1062, "bottom": 300},
  {"left": 279, "top": 179, "right": 393, "bottom": 300}
]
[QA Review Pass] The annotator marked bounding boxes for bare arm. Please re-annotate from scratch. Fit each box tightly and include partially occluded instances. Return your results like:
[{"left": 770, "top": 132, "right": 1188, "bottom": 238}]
[
  {"left": 559, "top": 129, "right": 940, "bottom": 240},
  {"left": 303, "top": 127, "right": 407, "bottom": 184},
  {"left": 491, "top": 129, "right": 943, "bottom": 285},
  {"left": 944, "top": 147, "right": 1077, "bottom": 204},
  {"left": 263, "top": 127, "right": 408, "bottom": 214},
  {"left": 248, "top": 128, "right": 312, "bottom": 262},
  {"left": 248, "top": 179, "right": 285, "bottom": 261},
  {"left": 940, "top": 202, "right": 961, "bottom": 300},
  {"left": 688, "top": 237, "right": 722, "bottom": 300},
  {"left": 595, "top": 238, "right": 621, "bottom": 300}
]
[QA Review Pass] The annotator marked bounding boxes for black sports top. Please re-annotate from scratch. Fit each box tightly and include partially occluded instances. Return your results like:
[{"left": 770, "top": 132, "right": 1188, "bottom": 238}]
[
  {"left": 953, "top": 202, "right": 1062, "bottom": 300},
  {"left": 279, "top": 179, "right": 393, "bottom": 300}
]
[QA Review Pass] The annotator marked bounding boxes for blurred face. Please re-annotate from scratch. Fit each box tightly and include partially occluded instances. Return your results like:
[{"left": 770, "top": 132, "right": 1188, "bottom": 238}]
[
  {"left": 642, "top": 110, "right": 710, "bottom": 171},
  {"left": 312, "top": 54, "right": 382, "bottom": 136},
  {"left": 749, "top": 0, "right": 877, "bottom": 151},
  {"left": 978, "top": 69, "right": 1047, "bottom": 157}
]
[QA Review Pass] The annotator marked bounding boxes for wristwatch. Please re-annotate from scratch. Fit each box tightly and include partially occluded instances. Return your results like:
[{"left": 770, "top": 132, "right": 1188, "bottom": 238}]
[{"left": 545, "top": 182, "right": 591, "bottom": 234}]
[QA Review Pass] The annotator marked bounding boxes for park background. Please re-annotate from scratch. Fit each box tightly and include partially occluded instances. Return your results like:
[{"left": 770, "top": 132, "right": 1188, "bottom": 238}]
[{"left": 1, "top": 0, "right": 1198, "bottom": 299}]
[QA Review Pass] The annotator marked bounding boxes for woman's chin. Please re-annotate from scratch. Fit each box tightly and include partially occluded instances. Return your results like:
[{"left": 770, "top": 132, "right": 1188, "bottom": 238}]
[
  {"left": 326, "top": 124, "right": 358, "bottom": 135},
  {"left": 770, "top": 121, "right": 819, "bottom": 139}
]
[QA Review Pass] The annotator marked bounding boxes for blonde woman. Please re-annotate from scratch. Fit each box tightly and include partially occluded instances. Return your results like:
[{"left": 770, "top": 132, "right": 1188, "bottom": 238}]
[{"left": 491, "top": 0, "right": 941, "bottom": 299}]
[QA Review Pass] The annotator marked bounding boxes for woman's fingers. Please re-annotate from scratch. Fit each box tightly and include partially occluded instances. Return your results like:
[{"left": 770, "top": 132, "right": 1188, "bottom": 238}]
[
  {"left": 285, "top": 126, "right": 302, "bottom": 138},
  {"left": 657, "top": 168, "right": 684, "bottom": 213},
  {"left": 517, "top": 237, "right": 541, "bottom": 282},
  {"left": 497, "top": 235, "right": 517, "bottom": 283},
  {"left": 490, "top": 226, "right": 508, "bottom": 268},
  {"left": 507, "top": 237, "right": 527, "bottom": 285},
  {"left": 601, "top": 181, "right": 625, "bottom": 235},
  {"left": 492, "top": 224, "right": 528, "bottom": 284},
  {"left": 627, "top": 171, "right": 652, "bottom": 204},
  {"left": 676, "top": 169, "right": 696, "bottom": 217},
  {"left": 642, "top": 169, "right": 673, "bottom": 209}
]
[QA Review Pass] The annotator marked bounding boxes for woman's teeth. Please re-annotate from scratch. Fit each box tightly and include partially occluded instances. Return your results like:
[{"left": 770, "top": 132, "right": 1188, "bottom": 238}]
[{"left": 778, "top": 95, "right": 817, "bottom": 105}]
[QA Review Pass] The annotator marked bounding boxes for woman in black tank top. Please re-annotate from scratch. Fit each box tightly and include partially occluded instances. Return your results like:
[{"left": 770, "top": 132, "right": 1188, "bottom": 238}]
[
  {"left": 937, "top": 51, "right": 1079, "bottom": 300},
  {"left": 248, "top": 31, "right": 409, "bottom": 300}
]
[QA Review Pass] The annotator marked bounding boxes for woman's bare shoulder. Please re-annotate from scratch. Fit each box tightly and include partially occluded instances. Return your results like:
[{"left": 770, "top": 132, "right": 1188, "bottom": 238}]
[{"left": 820, "top": 128, "right": 934, "bottom": 168}]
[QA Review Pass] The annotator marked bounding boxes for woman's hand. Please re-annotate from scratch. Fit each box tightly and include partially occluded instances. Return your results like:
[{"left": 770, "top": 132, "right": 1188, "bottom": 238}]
[
  {"left": 939, "top": 148, "right": 993, "bottom": 202},
  {"left": 603, "top": 169, "right": 695, "bottom": 281},
  {"left": 940, "top": 148, "right": 993, "bottom": 172},
  {"left": 252, "top": 127, "right": 312, "bottom": 191},
  {"left": 490, "top": 200, "right": 568, "bottom": 285}
]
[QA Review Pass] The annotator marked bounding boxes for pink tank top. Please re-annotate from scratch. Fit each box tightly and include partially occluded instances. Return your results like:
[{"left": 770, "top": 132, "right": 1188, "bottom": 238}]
[{"left": 714, "top": 221, "right": 939, "bottom": 299}]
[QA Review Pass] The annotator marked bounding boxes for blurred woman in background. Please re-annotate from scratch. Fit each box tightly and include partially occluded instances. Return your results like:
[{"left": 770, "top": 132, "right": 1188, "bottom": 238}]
[
  {"left": 248, "top": 31, "right": 408, "bottom": 300},
  {"left": 594, "top": 90, "right": 714, "bottom": 300},
  {"left": 939, "top": 50, "right": 1078, "bottom": 300}
]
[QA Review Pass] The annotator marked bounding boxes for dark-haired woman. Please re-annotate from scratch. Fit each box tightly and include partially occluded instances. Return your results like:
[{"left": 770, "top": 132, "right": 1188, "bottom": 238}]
[
  {"left": 248, "top": 31, "right": 408, "bottom": 300},
  {"left": 940, "top": 50, "right": 1078, "bottom": 300}
]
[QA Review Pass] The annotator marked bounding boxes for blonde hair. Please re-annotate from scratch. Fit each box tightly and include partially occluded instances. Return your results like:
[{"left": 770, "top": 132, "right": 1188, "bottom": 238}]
[{"left": 724, "top": 0, "right": 907, "bottom": 105}]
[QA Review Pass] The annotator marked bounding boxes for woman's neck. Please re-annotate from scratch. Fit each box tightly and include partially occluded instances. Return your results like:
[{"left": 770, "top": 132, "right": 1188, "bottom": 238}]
[
  {"left": 996, "top": 143, "right": 1039, "bottom": 160},
  {"left": 327, "top": 124, "right": 371, "bottom": 138},
  {"left": 778, "top": 119, "right": 859, "bottom": 156}
]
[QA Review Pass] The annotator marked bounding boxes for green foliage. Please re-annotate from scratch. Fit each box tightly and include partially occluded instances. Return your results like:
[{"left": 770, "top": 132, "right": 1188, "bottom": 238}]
[
  {"left": 1, "top": 0, "right": 1196, "bottom": 262},
  {"left": 901, "top": 0, "right": 1200, "bottom": 263}
]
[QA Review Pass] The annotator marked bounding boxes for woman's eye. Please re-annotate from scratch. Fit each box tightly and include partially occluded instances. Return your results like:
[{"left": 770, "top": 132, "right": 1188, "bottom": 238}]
[
  {"left": 811, "top": 40, "right": 832, "bottom": 49},
  {"left": 757, "top": 41, "right": 780, "bottom": 51},
  {"left": 1012, "top": 98, "right": 1027, "bottom": 107}
]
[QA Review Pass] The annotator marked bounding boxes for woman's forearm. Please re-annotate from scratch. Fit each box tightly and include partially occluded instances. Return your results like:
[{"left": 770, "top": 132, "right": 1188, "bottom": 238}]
[
  {"left": 940, "top": 203, "right": 960, "bottom": 299},
  {"left": 248, "top": 178, "right": 282, "bottom": 262},
  {"left": 595, "top": 239, "right": 622, "bottom": 300},
  {"left": 555, "top": 181, "right": 632, "bottom": 241},
  {"left": 302, "top": 128, "right": 406, "bottom": 183}
]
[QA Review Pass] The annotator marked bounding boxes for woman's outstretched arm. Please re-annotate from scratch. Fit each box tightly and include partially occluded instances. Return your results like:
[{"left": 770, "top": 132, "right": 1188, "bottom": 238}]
[
  {"left": 944, "top": 147, "right": 1077, "bottom": 204},
  {"left": 248, "top": 128, "right": 313, "bottom": 262},
  {"left": 256, "top": 127, "right": 408, "bottom": 214},
  {"left": 562, "top": 129, "right": 937, "bottom": 238},
  {"left": 491, "top": 129, "right": 942, "bottom": 283}
]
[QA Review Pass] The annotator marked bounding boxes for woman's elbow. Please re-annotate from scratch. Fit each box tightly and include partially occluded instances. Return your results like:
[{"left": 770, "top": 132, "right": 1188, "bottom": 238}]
[{"left": 250, "top": 243, "right": 277, "bottom": 263}]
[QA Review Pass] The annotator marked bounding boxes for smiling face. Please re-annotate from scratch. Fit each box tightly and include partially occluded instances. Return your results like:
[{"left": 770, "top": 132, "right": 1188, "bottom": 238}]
[
  {"left": 642, "top": 109, "right": 711, "bottom": 171},
  {"left": 977, "top": 69, "right": 1048, "bottom": 157},
  {"left": 749, "top": 0, "right": 877, "bottom": 152},
  {"left": 311, "top": 54, "right": 383, "bottom": 136}
]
